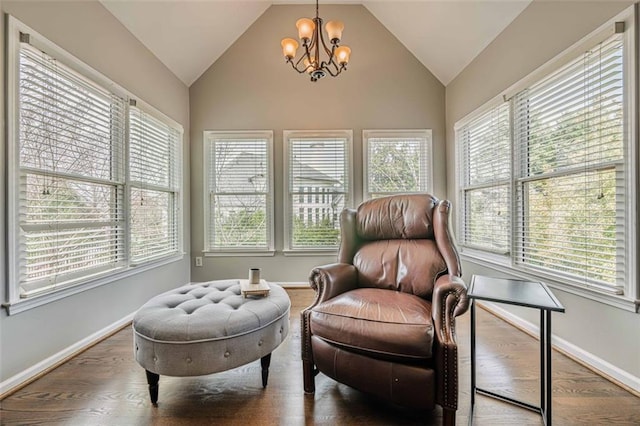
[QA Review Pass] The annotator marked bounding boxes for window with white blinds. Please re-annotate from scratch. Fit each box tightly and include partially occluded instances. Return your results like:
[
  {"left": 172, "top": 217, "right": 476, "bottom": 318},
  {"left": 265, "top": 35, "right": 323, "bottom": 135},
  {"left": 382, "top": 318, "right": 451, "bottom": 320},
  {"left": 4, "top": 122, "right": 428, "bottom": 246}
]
[
  {"left": 513, "top": 32, "right": 626, "bottom": 292},
  {"left": 455, "top": 19, "right": 635, "bottom": 300},
  {"left": 7, "top": 17, "right": 185, "bottom": 303},
  {"left": 363, "top": 130, "right": 432, "bottom": 199},
  {"left": 16, "top": 43, "right": 127, "bottom": 297},
  {"left": 456, "top": 103, "right": 511, "bottom": 253},
  {"left": 284, "top": 130, "right": 352, "bottom": 251},
  {"left": 129, "top": 105, "right": 182, "bottom": 264},
  {"left": 204, "top": 131, "right": 274, "bottom": 252}
]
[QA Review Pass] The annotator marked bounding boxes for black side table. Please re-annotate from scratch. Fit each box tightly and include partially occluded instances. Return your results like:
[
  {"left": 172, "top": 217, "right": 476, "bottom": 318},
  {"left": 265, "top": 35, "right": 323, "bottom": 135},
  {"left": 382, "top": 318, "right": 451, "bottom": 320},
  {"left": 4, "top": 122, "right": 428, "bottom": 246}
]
[{"left": 468, "top": 275, "right": 565, "bottom": 426}]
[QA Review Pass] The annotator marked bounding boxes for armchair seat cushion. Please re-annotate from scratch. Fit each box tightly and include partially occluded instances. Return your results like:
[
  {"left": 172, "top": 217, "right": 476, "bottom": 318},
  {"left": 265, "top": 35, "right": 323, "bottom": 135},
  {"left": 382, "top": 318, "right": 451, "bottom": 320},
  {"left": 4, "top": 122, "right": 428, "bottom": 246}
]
[{"left": 310, "top": 288, "right": 434, "bottom": 361}]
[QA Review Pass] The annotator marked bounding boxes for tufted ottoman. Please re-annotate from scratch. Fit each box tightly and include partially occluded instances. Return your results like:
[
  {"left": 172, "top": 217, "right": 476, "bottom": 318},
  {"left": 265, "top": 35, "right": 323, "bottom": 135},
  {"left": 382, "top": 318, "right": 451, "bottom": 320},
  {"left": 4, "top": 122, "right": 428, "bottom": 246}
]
[{"left": 132, "top": 279, "right": 290, "bottom": 404}]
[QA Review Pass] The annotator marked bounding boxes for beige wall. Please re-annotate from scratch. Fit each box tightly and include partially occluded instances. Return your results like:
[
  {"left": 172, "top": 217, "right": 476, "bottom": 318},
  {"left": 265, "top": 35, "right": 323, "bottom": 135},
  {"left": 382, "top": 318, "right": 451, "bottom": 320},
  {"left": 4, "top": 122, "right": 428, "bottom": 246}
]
[
  {"left": 190, "top": 4, "right": 445, "bottom": 283},
  {"left": 446, "top": 0, "right": 640, "bottom": 382},
  {"left": 0, "top": 1, "right": 191, "bottom": 382}
]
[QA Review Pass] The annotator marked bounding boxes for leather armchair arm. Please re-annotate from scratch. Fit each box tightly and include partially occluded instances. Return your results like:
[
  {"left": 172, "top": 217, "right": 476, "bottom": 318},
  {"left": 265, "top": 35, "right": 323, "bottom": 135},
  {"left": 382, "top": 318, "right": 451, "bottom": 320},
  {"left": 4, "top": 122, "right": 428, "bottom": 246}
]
[
  {"left": 432, "top": 274, "right": 469, "bottom": 411},
  {"left": 308, "top": 263, "right": 359, "bottom": 306},
  {"left": 301, "top": 263, "right": 358, "bottom": 375},
  {"left": 433, "top": 274, "right": 469, "bottom": 327}
]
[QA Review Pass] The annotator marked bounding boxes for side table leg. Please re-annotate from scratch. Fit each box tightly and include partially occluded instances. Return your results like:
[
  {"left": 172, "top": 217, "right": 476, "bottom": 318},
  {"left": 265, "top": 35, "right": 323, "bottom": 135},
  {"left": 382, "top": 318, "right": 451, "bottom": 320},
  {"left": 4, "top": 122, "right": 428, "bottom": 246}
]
[
  {"left": 261, "top": 353, "right": 272, "bottom": 388},
  {"left": 545, "top": 310, "right": 552, "bottom": 426},
  {"left": 469, "top": 300, "right": 476, "bottom": 426},
  {"left": 540, "top": 309, "right": 546, "bottom": 414}
]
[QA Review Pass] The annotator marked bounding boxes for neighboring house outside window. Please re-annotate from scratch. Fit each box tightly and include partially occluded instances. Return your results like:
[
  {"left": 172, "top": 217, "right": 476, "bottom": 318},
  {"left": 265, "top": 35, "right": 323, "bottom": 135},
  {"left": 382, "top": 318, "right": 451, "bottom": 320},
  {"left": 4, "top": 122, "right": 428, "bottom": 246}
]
[
  {"left": 6, "top": 16, "right": 184, "bottom": 310},
  {"left": 455, "top": 12, "right": 637, "bottom": 308},
  {"left": 203, "top": 131, "right": 274, "bottom": 254},
  {"left": 283, "top": 130, "right": 352, "bottom": 252},
  {"left": 363, "top": 129, "right": 432, "bottom": 199}
]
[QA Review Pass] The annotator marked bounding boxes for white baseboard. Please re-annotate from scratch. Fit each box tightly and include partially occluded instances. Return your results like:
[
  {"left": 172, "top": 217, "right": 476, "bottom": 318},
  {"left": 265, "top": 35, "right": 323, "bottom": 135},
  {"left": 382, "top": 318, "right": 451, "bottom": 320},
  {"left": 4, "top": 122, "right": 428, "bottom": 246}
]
[
  {"left": 0, "top": 312, "right": 135, "bottom": 399},
  {"left": 480, "top": 301, "right": 640, "bottom": 396}
]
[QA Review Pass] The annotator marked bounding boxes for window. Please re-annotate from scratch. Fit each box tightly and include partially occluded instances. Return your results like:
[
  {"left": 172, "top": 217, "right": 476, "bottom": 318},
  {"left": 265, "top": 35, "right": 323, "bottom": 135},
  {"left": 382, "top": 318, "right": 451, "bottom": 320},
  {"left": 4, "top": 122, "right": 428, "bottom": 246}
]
[
  {"left": 513, "top": 32, "right": 627, "bottom": 293},
  {"left": 12, "top": 38, "right": 127, "bottom": 298},
  {"left": 455, "top": 14, "right": 636, "bottom": 303},
  {"left": 7, "top": 17, "right": 183, "bottom": 304},
  {"left": 363, "top": 129, "right": 432, "bottom": 199},
  {"left": 456, "top": 104, "right": 511, "bottom": 254},
  {"left": 129, "top": 103, "right": 182, "bottom": 264},
  {"left": 203, "top": 131, "right": 274, "bottom": 254},
  {"left": 284, "top": 130, "right": 352, "bottom": 252}
]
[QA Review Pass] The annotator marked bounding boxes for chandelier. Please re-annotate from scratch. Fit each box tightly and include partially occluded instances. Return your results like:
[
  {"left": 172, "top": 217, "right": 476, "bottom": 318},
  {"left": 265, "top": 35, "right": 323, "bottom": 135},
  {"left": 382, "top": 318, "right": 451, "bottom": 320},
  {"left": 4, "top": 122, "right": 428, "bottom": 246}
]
[{"left": 280, "top": 0, "right": 351, "bottom": 82}]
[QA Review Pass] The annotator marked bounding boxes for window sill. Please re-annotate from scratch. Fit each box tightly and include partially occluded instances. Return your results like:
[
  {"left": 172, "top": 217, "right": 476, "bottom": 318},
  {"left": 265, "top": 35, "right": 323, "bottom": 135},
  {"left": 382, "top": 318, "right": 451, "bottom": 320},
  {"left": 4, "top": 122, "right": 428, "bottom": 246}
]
[
  {"left": 283, "top": 249, "right": 338, "bottom": 257},
  {"left": 460, "top": 252, "right": 640, "bottom": 313},
  {"left": 3, "top": 253, "right": 186, "bottom": 316},
  {"left": 203, "top": 250, "right": 275, "bottom": 257}
]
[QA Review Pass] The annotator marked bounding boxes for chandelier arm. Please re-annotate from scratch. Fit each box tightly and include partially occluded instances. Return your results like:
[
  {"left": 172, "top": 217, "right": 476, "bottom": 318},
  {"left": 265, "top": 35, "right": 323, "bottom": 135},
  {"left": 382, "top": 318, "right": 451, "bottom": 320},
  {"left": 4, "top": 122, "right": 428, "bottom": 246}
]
[
  {"left": 319, "top": 59, "right": 335, "bottom": 75},
  {"left": 321, "top": 60, "right": 341, "bottom": 77},
  {"left": 319, "top": 44, "right": 338, "bottom": 72},
  {"left": 322, "top": 66, "right": 339, "bottom": 77},
  {"left": 287, "top": 58, "right": 307, "bottom": 74},
  {"left": 295, "top": 43, "right": 312, "bottom": 68},
  {"left": 312, "top": 17, "right": 322, "bottom": 68},
  {"left": 303, "top": 36, "right": 315, "bottom": 60},
  {"left": 317, "top": 19, "right": 335, "bottom": 59}
]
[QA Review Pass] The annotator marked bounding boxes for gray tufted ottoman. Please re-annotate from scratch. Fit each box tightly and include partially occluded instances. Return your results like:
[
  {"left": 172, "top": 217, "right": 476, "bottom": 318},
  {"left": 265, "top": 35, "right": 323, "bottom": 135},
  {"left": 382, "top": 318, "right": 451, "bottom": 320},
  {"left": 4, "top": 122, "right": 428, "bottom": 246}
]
[{"left": 133, "top": 279, "right": 290, "bottom": 404}]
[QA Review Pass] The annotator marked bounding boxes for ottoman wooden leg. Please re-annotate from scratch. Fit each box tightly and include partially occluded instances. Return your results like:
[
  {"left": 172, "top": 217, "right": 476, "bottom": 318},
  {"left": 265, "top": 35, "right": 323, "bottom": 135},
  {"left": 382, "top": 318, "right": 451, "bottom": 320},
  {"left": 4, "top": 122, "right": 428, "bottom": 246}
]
[
  {"left": 145, "top": 370, "right": 159, "bottom": 405},
  {"left": 261, "top": 353, "right": 272, "bottom": 387}
]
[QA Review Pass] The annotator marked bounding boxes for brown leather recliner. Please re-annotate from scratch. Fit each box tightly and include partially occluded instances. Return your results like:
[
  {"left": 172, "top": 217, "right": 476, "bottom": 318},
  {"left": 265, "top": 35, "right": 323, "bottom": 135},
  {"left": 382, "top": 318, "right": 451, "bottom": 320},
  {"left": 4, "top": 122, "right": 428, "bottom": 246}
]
[{"left": 301, "top": 194, "right": 469, "bottom": 425}]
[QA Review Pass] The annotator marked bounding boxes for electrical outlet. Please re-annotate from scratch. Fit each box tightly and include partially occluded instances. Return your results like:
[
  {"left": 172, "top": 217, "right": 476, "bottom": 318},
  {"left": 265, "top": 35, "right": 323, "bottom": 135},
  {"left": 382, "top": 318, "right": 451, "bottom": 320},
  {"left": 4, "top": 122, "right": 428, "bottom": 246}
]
[{"left": 195, "top": 256, "right": 203, "bottom": 267}]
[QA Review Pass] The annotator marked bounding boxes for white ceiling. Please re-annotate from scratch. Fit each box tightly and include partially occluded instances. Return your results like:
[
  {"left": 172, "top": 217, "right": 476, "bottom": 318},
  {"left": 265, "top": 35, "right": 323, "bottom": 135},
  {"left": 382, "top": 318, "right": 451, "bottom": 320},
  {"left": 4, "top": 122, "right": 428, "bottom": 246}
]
[{"left": 101, "top": 0, "right": 532, "bottom": 87}]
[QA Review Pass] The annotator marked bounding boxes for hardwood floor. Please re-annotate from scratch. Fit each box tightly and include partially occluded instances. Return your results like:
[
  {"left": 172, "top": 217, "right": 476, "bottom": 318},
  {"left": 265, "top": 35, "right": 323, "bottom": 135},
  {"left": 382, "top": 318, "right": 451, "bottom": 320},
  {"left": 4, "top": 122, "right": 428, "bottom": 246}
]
[{"left": 1, "top": 288, "right": 639, "bottom": 425}]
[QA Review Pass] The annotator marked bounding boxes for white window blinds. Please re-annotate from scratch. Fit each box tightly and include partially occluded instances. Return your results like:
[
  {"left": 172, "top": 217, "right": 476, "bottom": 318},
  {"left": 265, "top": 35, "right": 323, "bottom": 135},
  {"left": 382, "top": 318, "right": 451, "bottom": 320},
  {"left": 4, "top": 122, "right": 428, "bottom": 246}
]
[
  {"left": 457, "top": 103, "right": 511, "bottom": 253},
  {"left": 513, "top": 33, "right": 625, "bottom": 291},
  {"left": 285, "top": 132, "right": 351, "bottom": 250},
  {"left": 129, "top": 105, "right": 182, "bottom": 264},
  {"left": 17, "top": 43, "right": 126, "bottom": 296},
  {"left": 364, "top": 130, "right": 432, "bottom": 199},
  {"left": 205, "top": 133, "right": 273, "bottom": 251}
]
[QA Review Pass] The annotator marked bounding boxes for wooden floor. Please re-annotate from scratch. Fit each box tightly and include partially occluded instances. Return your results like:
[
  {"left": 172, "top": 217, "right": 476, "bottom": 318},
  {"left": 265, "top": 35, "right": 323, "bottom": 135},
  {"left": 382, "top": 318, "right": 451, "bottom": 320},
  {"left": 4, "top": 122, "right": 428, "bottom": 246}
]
[{"left": 1, "top": 288, "right": 639, "bottom": 425}]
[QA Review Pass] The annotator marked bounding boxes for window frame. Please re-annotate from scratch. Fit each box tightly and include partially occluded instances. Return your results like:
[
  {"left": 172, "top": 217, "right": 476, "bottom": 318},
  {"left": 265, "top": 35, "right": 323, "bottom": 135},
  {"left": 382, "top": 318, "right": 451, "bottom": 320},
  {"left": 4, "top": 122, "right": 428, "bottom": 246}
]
[
  {"left": 455, "top": 102, "right": 511, "bottom": 255},
  {"left": 128, "top": 101, "right": 184, "bottom": 266},
  {"left": 512, "top": 39, "right": 627, "bottom": 294},
  {"left": 202, "top": 130, "right": 275, "bottom": 256},
  {"left": 454, "top": 7, "right": 638, "bottom": 311},
  {"left": 283, "top": 129, "right": 353, "bottom": 255},
  {"left": 5, "top": 16, "right": 185, "bottom": 314},
  {"left": 362, "top": 129, "right": 433, "bottom": 200}
]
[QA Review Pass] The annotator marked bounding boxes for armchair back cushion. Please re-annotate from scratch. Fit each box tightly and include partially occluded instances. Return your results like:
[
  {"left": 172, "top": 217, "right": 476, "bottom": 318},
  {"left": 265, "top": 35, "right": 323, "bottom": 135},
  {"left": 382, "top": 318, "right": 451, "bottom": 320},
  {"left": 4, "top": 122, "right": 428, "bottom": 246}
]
[
  {"left": 356, "top": 194, "right": 436, "bottom": 240},
  {"left": 347, "top": 195, "right": 452, "bottom": 298}
]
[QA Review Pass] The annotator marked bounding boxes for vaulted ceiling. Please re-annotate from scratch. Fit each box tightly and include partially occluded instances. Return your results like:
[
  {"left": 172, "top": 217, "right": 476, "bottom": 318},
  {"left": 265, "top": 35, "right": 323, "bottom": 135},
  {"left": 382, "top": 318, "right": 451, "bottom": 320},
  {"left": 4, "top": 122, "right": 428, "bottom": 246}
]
[{"left": 101, "top": 1, "right": 532, "bottom": 87}]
